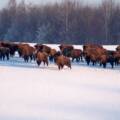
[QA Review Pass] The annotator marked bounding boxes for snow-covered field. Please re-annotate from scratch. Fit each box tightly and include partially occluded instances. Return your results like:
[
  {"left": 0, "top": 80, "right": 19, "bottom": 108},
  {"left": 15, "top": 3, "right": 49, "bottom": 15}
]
[{"left": 0, "top": 44, "right": 120, "bottom": 120}]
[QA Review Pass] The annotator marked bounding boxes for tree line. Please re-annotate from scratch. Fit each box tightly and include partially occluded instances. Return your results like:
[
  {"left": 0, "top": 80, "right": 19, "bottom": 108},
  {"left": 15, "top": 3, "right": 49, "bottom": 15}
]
[{"left": 0, "top": 0, "right": 120, "bottom": 44}]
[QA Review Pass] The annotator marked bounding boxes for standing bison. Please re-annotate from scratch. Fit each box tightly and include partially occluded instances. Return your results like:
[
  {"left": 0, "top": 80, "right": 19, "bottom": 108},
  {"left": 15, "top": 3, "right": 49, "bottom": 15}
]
[
  {"left": 71, "top": 49, "right": 83, "bottom": 62},
  {"left": 34, "top": 44, "right": 51, "bottom": 55},
  {"left": 59, "top": 44, "right": 74, "bottom": 57},
  {"left": 0, "top": 47, "right": 10, "bottom": 60},
  {"left": 1, "top": 42, "right": 18, "bottom": 57},
  {"left": 54, "top": 53, "right": 71, "bottom": 70},
  {"left": 49, "top": 49, "right": 57, "bottom": 62},
  {"left": 18, "top": 43, "right": 35, "bottom": 62},
  {"left": 36, "top": 52, "right": 48, "bottom": 67}
]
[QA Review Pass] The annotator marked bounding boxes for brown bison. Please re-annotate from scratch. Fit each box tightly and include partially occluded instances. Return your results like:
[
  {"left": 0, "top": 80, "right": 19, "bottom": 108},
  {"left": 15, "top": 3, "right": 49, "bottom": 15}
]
[
  {"left": 99, "top": 52, "right": 115, "bottom": 68},
  {"left": 1, "top": 42, "right": 18, "bottom": 57},
  {"left": 83, "top": 46, "right": 116, "bottom": 68},
  {"left": 18, "top": 43, "right": 30, "bottom": 57},
  {"left": 113, "top": 51, "right": 120, "bottom": 66},
  {"left": 18, "top": 43, "right": 35, "bottom": 62},
  {"left": 59, "top": 44, "right": 74, "bottom": 57},
  {"left": 34, "top": 44, "right": 51, "bottom": 55},
  {"left": 83, "top": 44, "right": 103, "bottom": 51},
  {"left": 36, "top": 52, "right": 48, "bottom": 67},
  {"left": 84, "top": 47, "right": 106, "bottom": 66},
  {"left": 0, "top": 47, "right": 10, "bottom": 60},
  {"left": 99, "top": 54, "right": 108, "bottom": 68},
  {"left": 71, "top": 49, "right": 83, "bottom": 62},
  {"left": 49, "top": 49, "right": 57, "bottom": 62},
  {"left": 54, "top": 53, "right": 71, "bottom": 70},
  {"left": 116, "top": 45, "right": 120, "bottom": 51}
]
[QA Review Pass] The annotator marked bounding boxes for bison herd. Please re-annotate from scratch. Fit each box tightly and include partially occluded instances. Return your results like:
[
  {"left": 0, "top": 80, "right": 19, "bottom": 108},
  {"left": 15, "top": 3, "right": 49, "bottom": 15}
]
[{"left": 0, "top": 41, "right": 120, "bottom": 70}]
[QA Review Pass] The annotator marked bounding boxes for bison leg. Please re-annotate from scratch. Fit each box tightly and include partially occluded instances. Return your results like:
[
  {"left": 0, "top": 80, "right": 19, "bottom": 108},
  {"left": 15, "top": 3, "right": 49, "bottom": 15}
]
[
  {"left": 80, "top": 56, "right": 83, "bottom": 62},
  {"left": 49, "top": 56, "right": 53, "bottom": 62},
  {"left": 30, "top": 55, "right": 33, "bottom": 61},
  {"left": 58, "top": 65, "right": 61, "bottom": 70},
  {"left": 72, "top": 58, "right": 74, "bottom": 62},
  {"left": 24, "top": 56, "right": 29, "bottom": 62},
  {"left": 85, "top": 56, "right": 90, "bottom": 65},
  {"left": 0, "top": 53, "right": 2, "bottom": 60},
  {"left": 68, "top": 63, "right": 71, "bottom": 69},
  {"left": 92, "top": 61, "right": 96, "bottom": 66},
  {"left": 37, "top": 61, "right": 41, "bottom": 66},
  {"left": 2, "top": 54, "right": 5, "bottom": 61},
  {"left": 76, "top": 57, "right": 80, "bottom": 62},
  {"left": 61, "top": 65, "right": 64, "bottom": 69},
  {"left": 103, "top": 63, "right": 106, "bottom": 68},
  {"left": 115, "top": 58, "right": 119, "bottom": 66},
  {"left": 110, "top": 62, "right": 114, "bottom": 69},
  {"left": 6, "top": 53, "right": 9, "bottom": 60},
  {"left": 86, "top": 58, "right": 90, "bottom": 65},
  {"left": 46, "top": 60, "right": 48, "bottom": 66}
]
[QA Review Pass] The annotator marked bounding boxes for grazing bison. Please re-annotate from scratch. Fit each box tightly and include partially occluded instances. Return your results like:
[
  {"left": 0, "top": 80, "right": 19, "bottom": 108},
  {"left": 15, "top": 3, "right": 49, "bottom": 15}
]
[
  {"left": 71, "top": 49, "right": 83, "bottom": 62},
  {"left": 36, "top": 52, "right": 48, "bottom": 67},
  {"left": 0, "top": 47, "right": 10, "bottom": 60},
  {"left": 54, "top": 53, "right": 71, "bottom": 70}
]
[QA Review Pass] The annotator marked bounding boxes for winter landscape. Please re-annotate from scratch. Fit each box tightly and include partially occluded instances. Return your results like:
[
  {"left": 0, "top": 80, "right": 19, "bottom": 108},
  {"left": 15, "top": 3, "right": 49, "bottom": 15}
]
[
  {"left": 0, "top": 0, "right": 120, "bottom": 120},
  {"left": 0, "top": 44, "right": 120, "bottom": 120}
]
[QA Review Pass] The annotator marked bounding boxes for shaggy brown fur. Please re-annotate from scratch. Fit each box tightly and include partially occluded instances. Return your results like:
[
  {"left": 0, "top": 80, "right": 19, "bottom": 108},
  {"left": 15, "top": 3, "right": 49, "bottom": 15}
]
[
  {"left": 1, "top": 42, "right": 18, "bottom": 56},
  {"left": 116, "top": 45, "right": 120, "bottom": 51},
  {"left": 49, "top": 49, "right": 57, "bottom": 62},
  {"left": 0, "top": 47, "right": 10, "bottom": 60},
  {"left": 18, "top": 43, "right": 35, "bottom": 62},
  {"left": 34, "top": 44, "right": 51, "bottom": 55},
  {"left": 71, "top": 49, "right": 83, "bottom": 62},
  {"left": 54, "top": 55, "right": 71, "bottom": 70},
  {"left": 36, "top": 52, "right": 48, "bottom": 66}
]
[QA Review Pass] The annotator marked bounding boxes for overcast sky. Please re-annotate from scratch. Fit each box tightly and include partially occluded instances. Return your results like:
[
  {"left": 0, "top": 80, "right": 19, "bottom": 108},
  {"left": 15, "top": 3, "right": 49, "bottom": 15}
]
[
  {"left": 0, "top": 0, "right": 104, "bottom": 9},
  {"left": 0, "top": 0, "right": 119, "bottom": 9}
]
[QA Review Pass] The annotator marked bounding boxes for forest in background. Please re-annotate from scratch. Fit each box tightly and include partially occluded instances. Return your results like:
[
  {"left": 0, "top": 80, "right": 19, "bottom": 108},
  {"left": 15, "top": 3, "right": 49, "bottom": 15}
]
[{"left": 0, "top": 0, "right": 120, "bottom": 44}]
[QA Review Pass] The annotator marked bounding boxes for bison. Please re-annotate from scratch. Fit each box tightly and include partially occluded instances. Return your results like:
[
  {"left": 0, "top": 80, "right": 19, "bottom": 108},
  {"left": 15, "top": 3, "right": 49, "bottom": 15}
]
[
  {"left": 34, "top": 44, "right": 51, "bottom": 55},
  {"left": 36, "top": 52, "right": 48, "bottom": 67},
  {"left": 71, "top": 49, "right": 83, "bottom": 62},
  {"left": 99, "top": 52, "right": 115, "bottom": 68},
  {"left": 116, "top": 45, "right": 120, "bottom": 51},
  {"left": 18, "top": 43, "right": 35, "bottom": 62},
  {"left": 0, "top": 47, "right": 10, "bottom": 60},
  {"left": 18, "top": 43, "right": 30, "bottom": 57},
  {"left": 1, "top": 42, "right": 18, "bottom": 57},
  {"left": 54, "top": 53, "right": 71, "bottom": 70},
  {"left": 83, "top": 44, "right": 103, "bottom": 51},
  {"left": 83, "top": 46, "right": 107, "bottom": 66},
  {"left": 49, "top": 49, "right": 57, "bottom": 62},
  {"left": 59, "top": 44, "right": 74, "bottom": 57},
  {"left": 113, "top": 51, "right": 120, "bottom": 66}
]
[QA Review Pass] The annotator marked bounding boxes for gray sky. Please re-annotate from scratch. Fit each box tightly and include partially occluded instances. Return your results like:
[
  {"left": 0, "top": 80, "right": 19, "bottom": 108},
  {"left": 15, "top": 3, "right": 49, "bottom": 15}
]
[
  {"left": 1, "top": 0, "right": 120, "bottom": 9},
  {"left": 0, "top": 0, "right": 103, "bottom": 9}
]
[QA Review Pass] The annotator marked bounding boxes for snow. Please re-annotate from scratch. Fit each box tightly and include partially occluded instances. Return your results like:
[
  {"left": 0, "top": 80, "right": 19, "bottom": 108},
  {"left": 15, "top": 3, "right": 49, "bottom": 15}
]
[{"left": 0, "top": 44, "right": 120, "bottom": 120}]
